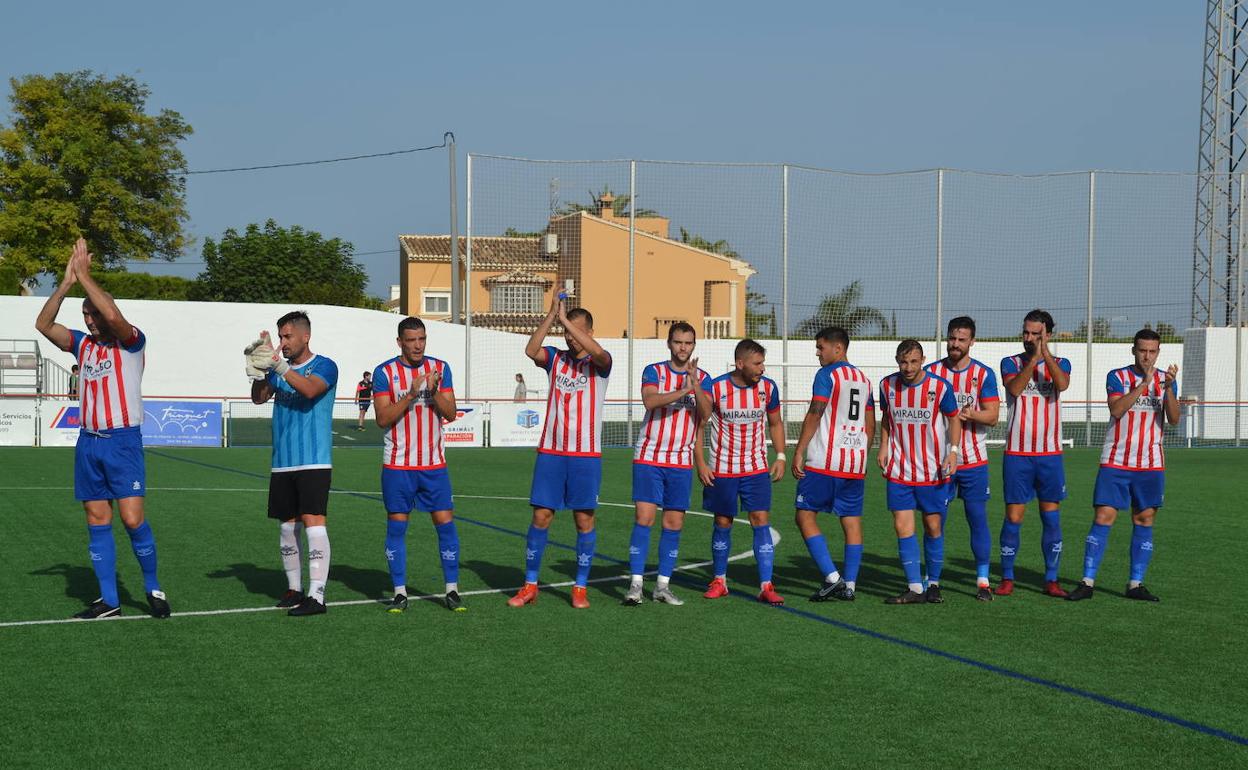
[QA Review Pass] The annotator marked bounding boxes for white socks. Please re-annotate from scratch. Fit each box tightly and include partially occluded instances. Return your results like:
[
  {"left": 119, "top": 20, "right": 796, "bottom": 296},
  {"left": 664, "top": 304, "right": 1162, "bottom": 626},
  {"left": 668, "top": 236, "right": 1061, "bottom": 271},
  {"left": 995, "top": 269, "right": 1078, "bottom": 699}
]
[
  {"left": 305, "top": 525, "right": 331, "bottom": 603},
  {"left": 826, "top": 571, "right": 841, "bottom": 584},
  {"left": 656, "top": 575, "right": 670, "bottom": 589},
  {"left": 279, "top": 521, "right": 303, "bottom": 591}
]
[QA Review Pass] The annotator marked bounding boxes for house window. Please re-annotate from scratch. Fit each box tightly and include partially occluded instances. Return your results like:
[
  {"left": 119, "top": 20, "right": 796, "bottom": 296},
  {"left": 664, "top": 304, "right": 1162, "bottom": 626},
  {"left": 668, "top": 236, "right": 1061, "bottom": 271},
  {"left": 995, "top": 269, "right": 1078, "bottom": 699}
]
[
  {"left": 423, "top": 290, "right": 451, "bottom": 316},
  {"left": 490, "top": 284, "right": 542, "bottom": 313}
]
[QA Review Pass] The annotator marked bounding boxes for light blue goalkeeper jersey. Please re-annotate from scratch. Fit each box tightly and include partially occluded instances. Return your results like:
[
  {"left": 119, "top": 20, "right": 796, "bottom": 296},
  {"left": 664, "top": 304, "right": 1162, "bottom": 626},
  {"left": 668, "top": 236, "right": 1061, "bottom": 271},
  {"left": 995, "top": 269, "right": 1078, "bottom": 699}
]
[{"left": 268, "top": 354, "right": 339, "bottom": 471}]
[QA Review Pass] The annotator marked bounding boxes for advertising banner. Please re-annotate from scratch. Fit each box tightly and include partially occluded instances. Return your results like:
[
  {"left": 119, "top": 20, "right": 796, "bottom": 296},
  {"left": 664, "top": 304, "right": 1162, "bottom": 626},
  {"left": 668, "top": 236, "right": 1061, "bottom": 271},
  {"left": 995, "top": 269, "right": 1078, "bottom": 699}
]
[
  {"left": 443, "top": 402, "right": 484, "bottom": 447},
  {"left": 0, "top": 399, "right": 38, "bottom": 446},
  {"left": 489, "top": 402, "right": 546, "bottom": 447},
  {"left": 44, "top": 403, "right": 81, "bottom": 446},
  {"left": 141, "top": 400, "right": 224, "bottom": 447}
]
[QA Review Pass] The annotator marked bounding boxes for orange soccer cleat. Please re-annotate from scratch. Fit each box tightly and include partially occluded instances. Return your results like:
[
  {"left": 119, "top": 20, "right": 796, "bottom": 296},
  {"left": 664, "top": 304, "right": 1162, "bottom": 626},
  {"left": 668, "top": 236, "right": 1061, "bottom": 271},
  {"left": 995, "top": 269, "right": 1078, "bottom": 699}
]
[
  {"left": 507, "top": 582, "right": 539, "bottom": 607},
  {"left": 570, "top": 585, "right": 590, "bottom": 609},
  {"left": 993, "top": 579, "right": 1015, "bottom": 596},
  {"left": 1043, "top": 580, "right": 1069, "bottom": 599},
  {"left": 703, "top": 577, "right": 729, "bottom": 599},
  {"left": 757, "top": 582, "right": 785, "bottom": 606}
]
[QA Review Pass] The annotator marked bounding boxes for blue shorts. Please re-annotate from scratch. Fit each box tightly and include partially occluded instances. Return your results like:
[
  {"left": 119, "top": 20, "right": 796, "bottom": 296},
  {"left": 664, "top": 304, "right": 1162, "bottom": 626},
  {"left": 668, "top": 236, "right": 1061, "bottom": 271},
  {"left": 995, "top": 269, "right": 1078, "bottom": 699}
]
[
  {"left": 530, "top": 453, "right": 601, "bottom": 511},
  {"left": 886, "top": 480, "right": 954, "bottom": 515},
  {"left": 703, "top": 472, "right": 772, "bottom": 518},
  {"left": 1002, "top": 453, "right": 1067, "bottom": 505},
  {"left": 952, "top": 463, "right": 991, "bottom": 503},
  {"left": 382, "top": 467, "right": 454, "bottom": 513},
  {"left": 74, "top": 427, "right": 145, "bottom": 502},
  {"left": 632, "top": 464, "right": 693, "bottom": 511},
  {"left": 795, "top": 472, "right": 865, "bottom": 517},
  {"left": 1093, "top": 467, "right": 1165, "bottom": 512}
]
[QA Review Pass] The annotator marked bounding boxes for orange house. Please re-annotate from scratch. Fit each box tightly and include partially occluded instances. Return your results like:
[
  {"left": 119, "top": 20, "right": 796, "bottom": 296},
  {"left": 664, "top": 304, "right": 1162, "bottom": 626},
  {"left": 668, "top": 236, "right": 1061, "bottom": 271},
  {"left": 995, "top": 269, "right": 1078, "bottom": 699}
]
[{"left": 398, "top": 194, "right": 755, "bottom": 338}]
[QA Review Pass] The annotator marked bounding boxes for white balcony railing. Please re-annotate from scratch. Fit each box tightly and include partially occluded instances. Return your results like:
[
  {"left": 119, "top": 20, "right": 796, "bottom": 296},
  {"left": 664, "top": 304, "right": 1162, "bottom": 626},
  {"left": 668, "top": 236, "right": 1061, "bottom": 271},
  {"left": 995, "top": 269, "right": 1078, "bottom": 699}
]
[{"left": 703, "top": 317, "right": 733, "bottom": 339}]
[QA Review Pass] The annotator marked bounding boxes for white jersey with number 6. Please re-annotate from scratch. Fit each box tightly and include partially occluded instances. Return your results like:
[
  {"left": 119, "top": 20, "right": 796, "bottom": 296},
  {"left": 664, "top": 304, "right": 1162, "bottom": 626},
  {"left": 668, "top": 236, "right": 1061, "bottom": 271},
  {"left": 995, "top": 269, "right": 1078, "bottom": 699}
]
[{"left": 804, "top": 362, "right": 874, "bottom": 479}]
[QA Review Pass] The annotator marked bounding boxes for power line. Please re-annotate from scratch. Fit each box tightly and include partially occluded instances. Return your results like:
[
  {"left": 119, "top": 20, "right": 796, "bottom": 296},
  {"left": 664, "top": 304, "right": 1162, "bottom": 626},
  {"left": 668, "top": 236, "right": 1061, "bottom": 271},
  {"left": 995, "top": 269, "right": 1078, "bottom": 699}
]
[
  {"left": 182, "top": 135, "right": 451, "bottom": 176},
  {"left": 121, "top": 247, "right": 396, "bottom": 265}
]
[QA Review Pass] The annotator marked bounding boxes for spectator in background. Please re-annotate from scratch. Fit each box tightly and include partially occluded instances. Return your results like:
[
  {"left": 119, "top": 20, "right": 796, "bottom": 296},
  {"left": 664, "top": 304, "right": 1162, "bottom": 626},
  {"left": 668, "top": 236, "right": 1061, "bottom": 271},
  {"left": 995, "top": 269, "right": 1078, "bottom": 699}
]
[
  {"left": 68, "top": 364, "right": 79, "bottom": 397},
  {"left": 356, "top": 371, "right": 373, "bottom": 431},
  {"left": 514, "top": 372, "right": 534, "bottom": 402}
]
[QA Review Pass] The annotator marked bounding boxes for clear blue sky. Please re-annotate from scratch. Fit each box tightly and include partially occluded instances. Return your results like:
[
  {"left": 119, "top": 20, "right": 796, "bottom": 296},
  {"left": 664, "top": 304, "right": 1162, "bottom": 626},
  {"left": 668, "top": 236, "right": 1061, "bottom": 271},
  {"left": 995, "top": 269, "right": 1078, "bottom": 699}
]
[{"left": 1, "top": 1, "right": 1203, "bottom": 331}]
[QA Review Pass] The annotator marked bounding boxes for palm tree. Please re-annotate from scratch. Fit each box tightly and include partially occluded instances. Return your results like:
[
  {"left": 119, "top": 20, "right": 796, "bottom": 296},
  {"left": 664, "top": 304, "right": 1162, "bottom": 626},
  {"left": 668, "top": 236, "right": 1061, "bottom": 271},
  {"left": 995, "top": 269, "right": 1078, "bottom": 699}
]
[
  {"left": 679, "top": 228, "right": 740, "bottom": 259},
  {"left": 556, "top": 185, "right": 660, "bottom": 218},
  {"left": 794, "top": 280, "right": 890, "bottom": 337}
]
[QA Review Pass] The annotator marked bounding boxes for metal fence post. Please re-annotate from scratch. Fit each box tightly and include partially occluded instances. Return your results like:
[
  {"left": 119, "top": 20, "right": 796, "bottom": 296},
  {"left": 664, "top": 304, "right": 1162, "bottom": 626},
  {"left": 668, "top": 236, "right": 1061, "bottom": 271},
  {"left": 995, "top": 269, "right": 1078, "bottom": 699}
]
[
  {"left": 464, "top": 153, "right": 474, "bottom": 400},
  {"left": 1085, "top": 171, "right": 1096, "bottom": 447},
  {"left": 1238, "top": 173, "right": 1245, "bottom": 446},
  {"left": 935, "top": 169, "right": 944, "bottom": 351},
  {"left": 628, "top": 160, "right": 636, "bottom": 444},
  {"left": 448, "top": 133, "right": 460, "bottom": 327},
  {"left": 782, "top": 164, "right": 790, "bottom": 402}
]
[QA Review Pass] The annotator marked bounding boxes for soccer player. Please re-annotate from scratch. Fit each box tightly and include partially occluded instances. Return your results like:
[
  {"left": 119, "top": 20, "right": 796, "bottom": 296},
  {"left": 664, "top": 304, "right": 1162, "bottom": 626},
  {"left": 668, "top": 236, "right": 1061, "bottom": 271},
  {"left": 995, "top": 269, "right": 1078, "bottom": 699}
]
[
  {"left": 925, "top": 317, "right": 1000, "bottom": 601},
  {"left": 624, "top": 322, "right": 712, "bottom": 606},
  {"left": 356, "top": 371, "right": 373, "bottom": 431},
  {"left": 695, "top": 339, "right": 787, "bottom": 606},
  {"left": 791, "top": 326, "right": 875, "bottom": 602},
  {"left": 995, "top": 309, "right": 1071, "bottom": 598},
  {"left": 1068, "top": 329, "right": 1179, "bottom": 602},
  {"left": 246, "top": 311, "right": 339, "bottom": 616},
  {"left": 372, "top": 317, "right": 464, "bottom": 613},
  {"left": 35, "top": 238, "right": 170, "bottom": 620},
  {"left": 507, "top": 297, "right": 612, "bottom": 609},
  {"left": 877, "top": 339, "right": 961, "bottom": 605}
]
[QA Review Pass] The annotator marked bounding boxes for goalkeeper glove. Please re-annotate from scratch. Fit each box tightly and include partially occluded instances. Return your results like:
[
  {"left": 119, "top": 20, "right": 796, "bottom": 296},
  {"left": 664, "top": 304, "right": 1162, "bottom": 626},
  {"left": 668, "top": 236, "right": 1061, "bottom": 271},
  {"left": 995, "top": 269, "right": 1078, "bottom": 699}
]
[
  {"left": 253, "top": 330, "right": 291, "bottom": 376},
  {"left": 243, "top": 337, "right": 267, "bottom": 381}
]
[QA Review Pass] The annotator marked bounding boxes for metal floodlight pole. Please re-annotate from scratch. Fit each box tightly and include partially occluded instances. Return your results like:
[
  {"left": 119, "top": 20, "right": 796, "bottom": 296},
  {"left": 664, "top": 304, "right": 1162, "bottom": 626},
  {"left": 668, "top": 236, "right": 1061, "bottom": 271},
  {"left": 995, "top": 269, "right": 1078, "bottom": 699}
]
[
  {"left": 1238, "top": 172, "right": 1245, "bottom": 445},
  {"left": 1086, "top": 171, "right": 1096, "bottom": 447},
  {"left": 782, "top": 164, "right": 790, "bottom": 403},
  {"left": 464, "top": 153, "right": 474, "bottom": 400},
  {"left": 935, "top": 169, "right": 945, "bottom": 352},
  {"left": 448, "top": 133, "right": 461, "bottom": 327},
  {"left": 627, "top": 161, "right": 637, "bottom": 444}
]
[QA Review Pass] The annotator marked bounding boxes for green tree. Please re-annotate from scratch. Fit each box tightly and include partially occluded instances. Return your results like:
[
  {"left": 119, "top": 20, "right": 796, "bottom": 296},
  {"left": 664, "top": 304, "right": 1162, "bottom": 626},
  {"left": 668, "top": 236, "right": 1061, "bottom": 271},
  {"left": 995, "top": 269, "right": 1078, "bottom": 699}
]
[
  {"left": 679, "top": 227, "right": 740, "bottom": 259},
  {"left": 0, "top": 71, "right": 192, "bottom": 284},
  {"left": 745, "top": 290, "right": 775, "bottom": 337},
  {"left": 1074, "top": 317, "right": 1114, "bottom": 340},
  {"left": 190, "top": 220, "right": 375, "bottom": 308},
  {"left": 557, "top": 185, "right": 660, "bottom": 218},
  {"left": 67, "top": 272, "right": 195, "bottom": 301},
  {"left": 794, "top": 280, "right": 889, "bottom": 337},
  {"left": 0, "top": 263, "right": 19, "bottom": 295}
]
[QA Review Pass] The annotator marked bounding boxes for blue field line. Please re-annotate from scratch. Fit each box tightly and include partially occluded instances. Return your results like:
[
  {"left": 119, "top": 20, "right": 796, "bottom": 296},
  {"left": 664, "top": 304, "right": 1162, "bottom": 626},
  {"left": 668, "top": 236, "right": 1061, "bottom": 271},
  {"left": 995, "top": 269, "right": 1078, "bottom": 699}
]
[{"left": 146, "top": 450, "right": 1246, "bottom": 748}]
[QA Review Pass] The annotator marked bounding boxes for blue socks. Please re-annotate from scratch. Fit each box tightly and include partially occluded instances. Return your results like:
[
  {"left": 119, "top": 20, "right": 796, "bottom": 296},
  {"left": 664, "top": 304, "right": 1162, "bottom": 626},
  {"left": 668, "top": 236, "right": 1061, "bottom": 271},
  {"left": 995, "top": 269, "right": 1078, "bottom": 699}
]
[
  {"left": 124, "top": 521, "right": 161, "bottom": 593},
  {"left": 574, "top": 529, "right": 596, "bottom": 587},
  {"left": 753, "top": 526, "right": 775, "bottom": 585},
  {"left": 524, "top": 525, "right": 549, "bottom": 583},
  {"left": 924, "top": 532, "right": 945, "bottom": 584},
  {"left": 964, "top": 500, "right": 992, "bottom": 582},
  {"left": 385, "top": 518, "right": 409, "bottom": 589},
  {"left": 1129, "top": 524, "right": 1154, "bottom": 583},
  {"left": 1040, "top": 509, "right": 1063, "bottom": 582},
  {"left": 1081, "top": 522, "right": 1111, "bottom": 581},
  {"left": 898, "top": 535, "right": 923, "bottom": 588},
  {"left": 657, "top": 527, "right": 681, "bottom": 578},
  {"left": 803, "top": 534, "right": 838, "bottom": 580},
  {"left": 629, "top": 523, "right": 652, "bottom": 576},
  {"left": 843, "top": 543, "right": 864, "bottom": 584},
  {"left": 711, "top": 525, "right": 732, "bottom": 577},
  {"left": 87, "top": 524, "right": 119, "bottom": 607},
  {"left": 999, "top": 520, "right": 1021, "bottom": 580},
  {"left": 435, "top": 520, "right": 459, "bottom": 585}
]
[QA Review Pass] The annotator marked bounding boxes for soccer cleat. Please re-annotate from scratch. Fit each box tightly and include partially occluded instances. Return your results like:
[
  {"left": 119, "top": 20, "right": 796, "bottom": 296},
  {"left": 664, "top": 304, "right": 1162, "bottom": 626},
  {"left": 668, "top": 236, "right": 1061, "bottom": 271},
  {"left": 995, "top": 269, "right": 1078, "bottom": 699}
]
[
  {"left": 621, "top": 582, "right": 644, "bottom": 606},
  {"left": 975, "top": 585, "right": 994, "bottom": 602},
  {"left": 809, "top": 578, "right": 847, "bottom": 602},
  {"left": 1125, "top": 584, "right": 1160, "bottom": 602},
  {"left": 385, "top": 593, "right": 409, "bottom": 613},
  {"left": 703, "top": 577, "right": 729, "bottom": 599},
  {"left": 925, "top": 584, "right": 944, "bottom": 604},
  {"left": 571, "top": 586, "right": 590, "bottom": 609},
  {"left": 288, "top": 596, "right": 327, "bottom": 616},
  {"left": 757, "top": 582, "right": 785, "bottom": 605},
  {"left": 652, "top": 585, "right": 684, "bottom": 605},
  {"left": 146, "top": 590, "right": 172, "bottom": 619},
  {"left": 275, "top": 589, "right": 305, "bottom": 608},
  {"left": 507, "top": 583, "right": 539, "bottom": 607},
  {"left": 993, "top": 579, "right": 1015, "bottom": 596},
  {"left": 884, "top": 589, "right": 928, "bottom": 605},
  {"left": 73, "top": 599, "right": 120, "bottom": 620},
  {"left": 1044, "top": 580, "right": 1069, "bottom": 599},
  {"left": 444, "top": 590, "right": 466, "bottom": 612},
  {"left": 1066, "top": 582, "right": 1094, "bottom": 601}
]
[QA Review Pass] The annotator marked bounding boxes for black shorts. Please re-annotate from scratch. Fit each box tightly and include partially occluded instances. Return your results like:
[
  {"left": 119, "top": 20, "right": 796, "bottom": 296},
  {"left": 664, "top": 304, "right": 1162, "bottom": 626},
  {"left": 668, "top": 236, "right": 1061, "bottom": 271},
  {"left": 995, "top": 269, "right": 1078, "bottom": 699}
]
[
  {"left": 358, "top": 401, "right": 371, "bottom": 413},
  {"left": 268, "top": 469, "right": 332, "bottom": 520}
]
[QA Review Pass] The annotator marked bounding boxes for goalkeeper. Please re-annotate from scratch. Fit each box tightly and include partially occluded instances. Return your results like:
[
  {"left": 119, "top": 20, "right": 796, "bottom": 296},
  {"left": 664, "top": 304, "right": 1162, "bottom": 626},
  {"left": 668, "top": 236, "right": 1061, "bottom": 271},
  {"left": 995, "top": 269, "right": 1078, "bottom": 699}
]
[{"left": 245, "top": 311, "right": 340, "bottom": 617}]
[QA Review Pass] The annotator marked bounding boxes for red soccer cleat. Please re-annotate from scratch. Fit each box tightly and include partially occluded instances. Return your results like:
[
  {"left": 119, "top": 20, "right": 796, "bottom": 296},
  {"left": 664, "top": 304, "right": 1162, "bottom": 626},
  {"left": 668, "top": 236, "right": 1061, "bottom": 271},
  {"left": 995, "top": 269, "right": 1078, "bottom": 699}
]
[
  {"left": 570, "top": 586, "right": 590, "bottom": 609},
  {"left": 507, "top": 582, "right": 539, "bottom": 607},
  {"left": 1044, "top": 580, "right": 1069, "bottom": 599},
  {"left": 703, "top": 577, "right": 729, "bottom": 599},
  {"left": 758, "top": 582, "right": 785, "bottom": 606},
  {"left": 993, "top": 579, "right": 1015, "bottom": 596}
]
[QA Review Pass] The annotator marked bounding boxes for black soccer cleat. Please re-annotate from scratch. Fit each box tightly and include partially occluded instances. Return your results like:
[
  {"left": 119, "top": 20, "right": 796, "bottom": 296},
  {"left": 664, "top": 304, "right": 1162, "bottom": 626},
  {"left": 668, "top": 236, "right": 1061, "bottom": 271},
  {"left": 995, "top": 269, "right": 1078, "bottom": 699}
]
[
  {"left": 884, "top": 590, "right": 927, "bottom": 605},
  {"left": 288, "top": 596, "right": 327, "bottom": 616},
  {"left": 1125, "top": 584, "right": 1160, "bottom": 602},
  {"left": 444, "top": 590, "right": 466, "bottom": 612},
  {"left": 73, "top": 599, "right": 120, "bottom": 620},
  {"left": 1066, "top": 582, "right": 1095, "bottom": 602},
  {"left": 146, "top": 590, "right": 172, "bottom": 619},
  {"left": 385, "top": 593, "right": 409, "bottom": 613},
  {"left": 975, "top": 585, "right": 994, "bottom": 602},
  {"left": 925, "top": 584, "right": 944, "bottom": 604},
  {"left": 809, "top": 578, "right": 848, "bottom": 602},
  {"left": 275, "top": 589, "right": 305, "bottom": 609}
]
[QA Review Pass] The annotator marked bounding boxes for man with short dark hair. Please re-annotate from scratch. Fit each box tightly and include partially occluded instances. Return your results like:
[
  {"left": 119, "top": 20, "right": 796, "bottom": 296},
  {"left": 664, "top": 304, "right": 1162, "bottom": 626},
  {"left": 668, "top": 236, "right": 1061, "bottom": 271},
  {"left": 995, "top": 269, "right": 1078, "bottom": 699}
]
[
  {"left": 247, "top": 310, "right": 339, "bottom": 616},
  {"left": 372, "top": 316, "right": 464, "bottom": 612},
  {"left": 68, "top": 364, "right": 79, "bottom": 397},
  {"left": 356, "top": 371, "right": 373, "bottom": 431},
  {"left": 1068, "top": 329, "right": 1179, "bottom": 602}
]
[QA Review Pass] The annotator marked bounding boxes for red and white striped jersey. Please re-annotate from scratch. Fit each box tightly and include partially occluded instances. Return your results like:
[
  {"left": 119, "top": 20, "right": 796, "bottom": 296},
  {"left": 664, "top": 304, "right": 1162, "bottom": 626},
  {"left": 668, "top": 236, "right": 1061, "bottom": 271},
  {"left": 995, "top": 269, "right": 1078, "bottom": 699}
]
[
  {"left": 538, "top": 346, "right": 612, "bottom": 457},
  {"left": 706, "top": 373, "right": 780, "bottom": 477},
  {"left": 804, "top": 362, "right": 874, "bottom": 479},
  {"left": 925, "top": 357, "right": 1000, "bottom": 469},
  {"left": 879, "top": 372, "right": 960, "bottom": 486},
  {"left": 634, "top": 361, "right": 712, "bottom": 468},
  {"left": 69, "top": 328, "right": 145, "bottom": 432},
  {"left": 1001, "top": 354, "right": 1071, "bottom": 455},
  {"left": 373, "top": 355, "right": 454, "bottom": 470},
  {"left": 1100, "top": 366, "right": 1174, "bottom": 471}
]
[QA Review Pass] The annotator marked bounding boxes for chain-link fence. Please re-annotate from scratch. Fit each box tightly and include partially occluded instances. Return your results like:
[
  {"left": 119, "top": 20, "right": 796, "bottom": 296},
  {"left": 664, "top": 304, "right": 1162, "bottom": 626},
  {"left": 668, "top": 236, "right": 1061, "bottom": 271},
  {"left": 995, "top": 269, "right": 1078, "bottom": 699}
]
[{"left": 446, "top": 156, "right": 1245, "bottom": 449}]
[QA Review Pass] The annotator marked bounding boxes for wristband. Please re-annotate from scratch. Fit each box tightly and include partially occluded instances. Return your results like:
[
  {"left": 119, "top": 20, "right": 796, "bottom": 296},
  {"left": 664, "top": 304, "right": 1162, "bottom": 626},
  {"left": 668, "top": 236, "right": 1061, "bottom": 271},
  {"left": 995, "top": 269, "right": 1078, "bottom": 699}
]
[
  {"left": 774, "top": 452, "right": 787, "bottom": 462},
  {"left": 949, "top": 446, "right": 960, "bottom": 456}
]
